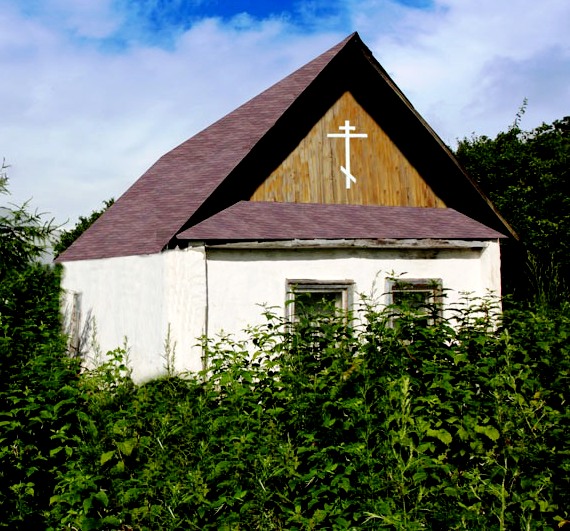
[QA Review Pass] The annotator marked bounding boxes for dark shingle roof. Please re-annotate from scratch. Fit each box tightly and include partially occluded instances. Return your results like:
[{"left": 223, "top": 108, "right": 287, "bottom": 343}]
[
  {"left": 57, "top": 32, "right": 512, "bottom": 263},
  {"left": 57, "top": 35, "right": 356, "bottom": 261},
  {"left": 178, "top": 201, "right": 506, "bottom": 241}
]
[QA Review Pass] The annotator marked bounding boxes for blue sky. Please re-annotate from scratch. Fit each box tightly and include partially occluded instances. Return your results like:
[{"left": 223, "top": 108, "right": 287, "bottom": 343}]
[
  {"left": 1, "top": 0, "right": 568, "bottom": 225},
  {"left": 116, "top": 0, "right": 350, "bottom": 45}
]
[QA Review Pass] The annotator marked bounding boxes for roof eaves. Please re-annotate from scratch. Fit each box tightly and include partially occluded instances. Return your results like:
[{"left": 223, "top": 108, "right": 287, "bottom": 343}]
[{"left": 176, "top": 201, "right": 507, "bottom": 242}]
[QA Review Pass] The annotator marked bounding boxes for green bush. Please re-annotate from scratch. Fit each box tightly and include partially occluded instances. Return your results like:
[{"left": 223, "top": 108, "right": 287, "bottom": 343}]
[
  {"left": 1, "top": 170, "right": 84, "bottom": 528},
  {"left": 2, "top": 166, "right": 568, "bottom": 528},
  {"left": 456, "top": 115, "right": 570, "bottom": 304},
  {"left": 45, "top": 300, "right": 569, "bottom": 530}
]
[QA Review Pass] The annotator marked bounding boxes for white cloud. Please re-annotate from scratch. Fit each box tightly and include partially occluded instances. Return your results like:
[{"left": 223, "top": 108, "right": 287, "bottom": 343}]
[
  {"left": 356, "top": 0, "right": 570, "bottom": 141},
  {"left": 1, "top": 6, "right": 340, "bottom": 224},
  {"left": 0, "top": 0, "right": 568, "bottom": 227},
  {"left": 48, "top": 0, "right": 122, "bottom": 38}
]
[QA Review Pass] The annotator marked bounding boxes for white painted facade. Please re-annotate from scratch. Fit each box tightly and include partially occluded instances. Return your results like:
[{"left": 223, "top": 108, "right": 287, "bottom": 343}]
[
  {"left": 61, "top": 240, "right": 501, "bottom": 382},
  {"left": 62, "top": 248, "right": 207, "bottom": 382}
]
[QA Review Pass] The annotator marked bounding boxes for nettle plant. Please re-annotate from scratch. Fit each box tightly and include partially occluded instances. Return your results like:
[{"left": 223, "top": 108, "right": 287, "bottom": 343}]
[{"left": 47, "top": 295, "right": 570, "bottom": 530}]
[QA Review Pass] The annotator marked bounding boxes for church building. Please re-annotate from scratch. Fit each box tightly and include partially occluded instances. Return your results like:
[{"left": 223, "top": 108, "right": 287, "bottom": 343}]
[{"left": 57, "top": 33, "right": 511, "bottom": 382}]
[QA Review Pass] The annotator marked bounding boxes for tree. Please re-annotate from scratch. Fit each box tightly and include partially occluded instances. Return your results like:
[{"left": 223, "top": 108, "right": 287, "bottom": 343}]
[
  {"left": 0, "top": 161, "right": 56, "bottom": 275},
  {"left": 456, "top": 114, "right": 570, "bottom": 304},
  {"left": 0, "top": 162, "right": 82, "bottom": 527}
]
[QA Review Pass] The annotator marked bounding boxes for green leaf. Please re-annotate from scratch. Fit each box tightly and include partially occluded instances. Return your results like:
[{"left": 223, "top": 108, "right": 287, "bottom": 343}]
[
  {"left": 49, "top": 446, "right": 63, "bottom": 457},
  {"left": 413, "top": 469, "right": 428, "bottom": 482},
  {"left": 475, "top": 424, "right": 500, "bottom": 441},
  {"left": 100, "top": 450, "right": 115, "bottom": 465},
  {"left": 444, "top": 486, "right": 459, "bottom": 497},
  {"left": 426, "top": 428, "right": 452, "bottom": 445},
  {"left": 101, "top": 516, "right": 122, "bottom": 525},
  {"left": 94, "top": 490, "right": 109, "bottom": 507},
  {"left": 116, "top": 438, "right": 137, "bottom": 456},
  {"left": 234, "top": 489, "right": 248, "bottom": 500}
]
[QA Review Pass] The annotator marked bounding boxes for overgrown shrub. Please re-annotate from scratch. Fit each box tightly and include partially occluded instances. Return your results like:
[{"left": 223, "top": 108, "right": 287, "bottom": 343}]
[
  {"left": 1, "top": 170, "right": 84, "bottom": 529},
  {"left": 46, "top": 299, "right": 570, "bottom": 530},
  {"left": 2, "top": 165, "right": 568, "bottom": 528},
  {"left": 456, "top": 115, "right": 570, "bottom": 304}
]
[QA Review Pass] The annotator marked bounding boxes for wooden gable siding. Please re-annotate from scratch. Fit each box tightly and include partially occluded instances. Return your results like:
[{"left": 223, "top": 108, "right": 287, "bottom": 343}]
[{"left": 250, "top": 91, "right": 446, "bottom": 208}]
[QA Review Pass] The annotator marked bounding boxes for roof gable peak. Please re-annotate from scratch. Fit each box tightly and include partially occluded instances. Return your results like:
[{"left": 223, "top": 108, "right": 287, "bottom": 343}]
[{"left": 57, "top": 33, "right": 512, "bottom": 262}]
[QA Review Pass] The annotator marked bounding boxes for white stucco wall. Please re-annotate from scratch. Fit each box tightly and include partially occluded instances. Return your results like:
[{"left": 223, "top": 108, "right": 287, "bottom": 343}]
[
  {"left": 61, "top": 240, "right": 501, "bottom": 382},
  {"left": 206, "top": 242, "right": 502, "bottom": 338},
  {"left": 61, "top": 246, "right": 207, "bottom": 382}
]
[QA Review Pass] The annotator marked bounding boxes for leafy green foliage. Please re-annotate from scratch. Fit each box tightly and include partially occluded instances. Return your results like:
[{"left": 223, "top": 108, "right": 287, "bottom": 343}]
[
  {"left": 1, "top": 162, "right": 57, "bottom": 275},
  {"left": 2, "top": 160, "right": 569, "bottom": 529},
  {"left": 1, "top": 168, "right": 83, "bottom": 528},
  {"left": 47, "top": 300, "right": 570, "bottom": 530},
  {"left": 456, "top": 114, "right": 570, "bottom": 303},
  {"left": 53, "top": 198, "right": 114, "bottom": 256}
]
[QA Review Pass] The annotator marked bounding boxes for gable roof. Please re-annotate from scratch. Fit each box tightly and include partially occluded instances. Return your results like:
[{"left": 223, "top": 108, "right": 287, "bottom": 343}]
[{"left": 57, "top": 33, "right": 512, "bottom": 262}]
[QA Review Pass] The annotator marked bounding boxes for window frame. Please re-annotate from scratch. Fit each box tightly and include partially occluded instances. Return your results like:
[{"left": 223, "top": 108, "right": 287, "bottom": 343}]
[
  {"left": 386, "top": 277, "right": 443, "bottom": 325},
  {"left": 286, "top": 279, "right": 354, "bottom": 321}
]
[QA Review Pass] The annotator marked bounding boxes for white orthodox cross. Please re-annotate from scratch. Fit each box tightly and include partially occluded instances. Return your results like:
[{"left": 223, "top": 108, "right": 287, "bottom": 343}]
[{"left": 327, "top": 120, "right": 368, "bottom": 189}]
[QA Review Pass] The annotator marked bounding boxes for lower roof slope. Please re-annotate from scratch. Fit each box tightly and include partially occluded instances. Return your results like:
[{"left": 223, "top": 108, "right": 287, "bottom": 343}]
[{"left": 177, "top": 201, "right": 506, "bottom": 242}]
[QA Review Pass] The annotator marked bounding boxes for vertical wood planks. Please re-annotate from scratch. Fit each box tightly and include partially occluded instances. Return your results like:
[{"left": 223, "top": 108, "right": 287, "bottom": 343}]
[{"left": 250, "top": 91, "right": 445, "bottom": 208}]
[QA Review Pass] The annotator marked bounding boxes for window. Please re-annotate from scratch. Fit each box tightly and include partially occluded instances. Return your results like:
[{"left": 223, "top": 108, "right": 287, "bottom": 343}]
[
  {"left": 387, "top": 278, "right": 443, "bottom": 325},
  {"left": 286, "top": 280, "right": 353, "bottom": 321}
]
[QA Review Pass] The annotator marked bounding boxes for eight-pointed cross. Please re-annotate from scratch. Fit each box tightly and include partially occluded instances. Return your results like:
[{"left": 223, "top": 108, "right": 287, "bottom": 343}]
[{"left": 327, "top": 120, "right": 367, "bottom": 189}]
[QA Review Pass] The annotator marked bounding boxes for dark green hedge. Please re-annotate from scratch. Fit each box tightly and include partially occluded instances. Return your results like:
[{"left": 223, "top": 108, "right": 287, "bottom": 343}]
[{"left": 9, "top": 300, "right": 563, "bottom": 531}]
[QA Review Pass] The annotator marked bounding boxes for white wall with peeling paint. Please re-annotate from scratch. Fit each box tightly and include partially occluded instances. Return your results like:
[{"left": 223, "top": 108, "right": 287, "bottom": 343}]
[{"left": 61, "top": 240, "right": 501, "bottom": 382}]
